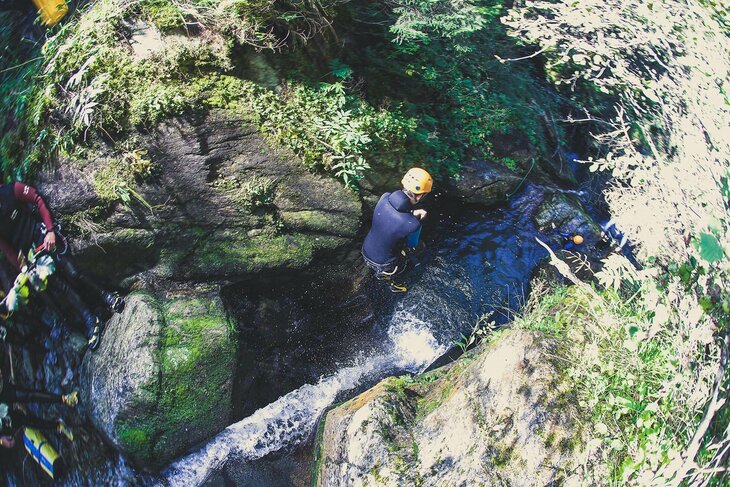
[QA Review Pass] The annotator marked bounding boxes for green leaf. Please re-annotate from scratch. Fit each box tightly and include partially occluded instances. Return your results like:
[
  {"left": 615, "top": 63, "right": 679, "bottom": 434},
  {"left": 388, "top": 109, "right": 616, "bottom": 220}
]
[
  {"left": 697, "top": 232, "right": 724, "bottom": 263},
  {"left": 699, "top": 295, "right": 714, "bottom": 312},
  {"left": 721, "top": 172, "right": 730, "bottom": 203},
  {"left": 328, "top": 59, "right": 353, "bottom": 81}
]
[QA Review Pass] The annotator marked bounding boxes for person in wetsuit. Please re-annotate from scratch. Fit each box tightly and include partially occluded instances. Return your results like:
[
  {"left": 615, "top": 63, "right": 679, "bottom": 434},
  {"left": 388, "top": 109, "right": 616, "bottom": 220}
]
[
  {"left": 0, "top": 182, "right": 123, "bottom": 350},
  {"left": 362, "top": 168, "right": 433, "bottom": 293},
  {"left": 0, "top": 405, "right": 74, "bottom": 444},
  {"left": 0, "top": 366, "right": 76, "bottom": 445},
  {"left": 0, "top": 370, "right": 77, "bottom": 409}
]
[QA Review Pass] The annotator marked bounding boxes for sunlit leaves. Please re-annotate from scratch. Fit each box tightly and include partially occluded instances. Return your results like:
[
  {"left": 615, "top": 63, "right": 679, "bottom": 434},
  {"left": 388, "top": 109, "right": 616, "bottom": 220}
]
[{"left": 697, "top": 232, "right": 725, "bottom": 264}]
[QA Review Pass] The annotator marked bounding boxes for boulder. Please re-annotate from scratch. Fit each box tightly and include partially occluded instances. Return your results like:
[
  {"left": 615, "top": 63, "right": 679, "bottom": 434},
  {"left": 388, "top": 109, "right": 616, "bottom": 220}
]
[
  {"left": 81, "top": 292, "right": 237, "bottom": 471},
  {"left": 534, "top": 191, "right": 602, "bottom": 243},
  {"left": 315, "top": 330, "right": 582, "bottom": 486},
  {"left": 33, "top": 108, "right": 362, "bottom": 476},
  {"left": 448, "top": 160, "right": 523, "bottom": 207},
  {"left": 38, "top": 109, "right": 362, "bottom": 285}
]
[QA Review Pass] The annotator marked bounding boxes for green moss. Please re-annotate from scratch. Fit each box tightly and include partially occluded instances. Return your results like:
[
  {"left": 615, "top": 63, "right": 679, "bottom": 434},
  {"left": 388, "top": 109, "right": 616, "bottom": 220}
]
[
  {"left": 543, "top": 431, "right": 556, "bottom": 448},
  {"left": 138, "top": 0, "right": 186, "bottom": 31},
  {"left": 384, "top": 375, "right": 415, "bottom": 401},
  {"left": 117, "top": 425, "right": 153, "bottom": 457},
  {"left": 92, "top": 158, "right": 132, "bottom": 202},
  {"left": 112, "top": 293, "right": 237, "bottom": 469},
  {"left": 492, "top": 442, "right": 515, "bottom": 468},
  {"left": 212, "top": 174, "right": 276, "bottom": 211},
  {"left": 281, "top": 210, "right": 339, "bottom": 234},
  {"left": 416, "top": 382, "right": 454, "bottom": 420},
  {"left": 369, "top": 465, "right": 386, "bottom": 484},
  {"left": 188, "top": 233, "right": 316, "bottom": 276},
  {"left": 311, "top": 416, "right": 328, "bottom": 487},
  {"left": 412, "top": 360, "right": 471, "bottom": 420},
  {"left": 155, "top": 296, "right": 236, "bottom": 439}
]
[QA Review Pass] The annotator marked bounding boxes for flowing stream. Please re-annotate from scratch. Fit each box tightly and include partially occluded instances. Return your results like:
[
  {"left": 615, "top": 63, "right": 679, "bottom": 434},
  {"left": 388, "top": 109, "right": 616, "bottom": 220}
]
[
  {"left": 158, "top": 184, "right": 555, "bottom": 487},
  {"left": 164, "top": 312, "right": 446, "bottom": 486}
]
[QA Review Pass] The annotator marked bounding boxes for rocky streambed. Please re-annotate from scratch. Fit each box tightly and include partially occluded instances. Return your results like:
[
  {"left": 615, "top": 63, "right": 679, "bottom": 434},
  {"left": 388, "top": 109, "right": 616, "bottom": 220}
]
[{"left": 1, "top": 107, "right": 604, "bottom": 486}]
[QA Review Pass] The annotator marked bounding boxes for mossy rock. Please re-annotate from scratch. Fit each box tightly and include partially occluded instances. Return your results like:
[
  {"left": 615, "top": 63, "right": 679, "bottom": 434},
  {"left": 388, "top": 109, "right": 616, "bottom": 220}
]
[
  {"left": 533, "top": 192, "right": 601, "bottom": 242},
  {"left": 46, "top": 110, "right": 362, "bottom": 285},
  {"left": 81, "top": 291, "right": 237, "bottom": 471},
  {"left": 315, "top": 330, "right": 582, "bottom": 486}
]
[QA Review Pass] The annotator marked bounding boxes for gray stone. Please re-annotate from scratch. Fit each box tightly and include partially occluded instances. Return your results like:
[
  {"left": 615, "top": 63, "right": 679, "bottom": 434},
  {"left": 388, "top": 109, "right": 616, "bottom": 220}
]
[
  {"left": 81, "top": 291, "right": 237, "bottom": 471},
  {"left": 315, "top": 330, "right": 582, "bottom": 486},
  {"left": 449, "top": 160, "right": 523, "bottom": 207},
  {"left": 534, "top": 192, "right": 602, "bottom": 243},
  {"left": 36, "top": 162, "right": 102, "bottom": 214},
  {"left": 81, "top": 293, "right": 161, "bottom": 448},
  {"left": 38, "top": 110, "right": 362, "bottom": 285}
]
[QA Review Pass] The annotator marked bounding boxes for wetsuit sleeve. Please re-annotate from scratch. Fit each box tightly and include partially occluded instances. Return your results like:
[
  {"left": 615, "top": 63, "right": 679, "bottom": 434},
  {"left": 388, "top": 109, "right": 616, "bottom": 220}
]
[
  {"left": 403, "top": 217, "right": 421, "bottom": 238},
  {"left": 13, "top": 183, "right": 53, "bottom": 230},
  {"left": 406, "top": 226, "right": 422, "bottom": 250},
  {"left": 0, "top": 238, "right": 20, "bottom": 271}
]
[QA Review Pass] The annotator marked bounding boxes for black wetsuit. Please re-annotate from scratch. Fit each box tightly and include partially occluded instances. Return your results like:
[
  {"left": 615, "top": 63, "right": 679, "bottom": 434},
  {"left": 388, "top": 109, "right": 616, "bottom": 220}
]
[
  {"left": 0, "top": 375, "right": 63, "bottom": 406},
  {"left": 0, "top": 377, "right": 62, "bottom": 438},
  {"left": 362, "top": 191, "right": 421, "bottom": 276},
  {"left": 0, "top": 183, "right": 53, "bottom": 260},
  {"left": 0, "top": 409, "right": 58, "bottom": 437},
  {"left": 0, "top": 183, "right": 103, "bottom": 337}
]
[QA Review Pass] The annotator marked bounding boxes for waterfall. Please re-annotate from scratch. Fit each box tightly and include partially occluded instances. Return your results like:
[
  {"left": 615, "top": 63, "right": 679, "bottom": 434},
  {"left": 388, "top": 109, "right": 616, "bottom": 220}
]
[{"left": 162, "top": 309, "right": 448, "bottom": 486}]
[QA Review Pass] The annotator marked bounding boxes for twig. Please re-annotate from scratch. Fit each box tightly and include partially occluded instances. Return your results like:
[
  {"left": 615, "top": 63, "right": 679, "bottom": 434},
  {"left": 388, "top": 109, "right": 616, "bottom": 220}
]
[
  {"left": 534, "top": 237, "right": 602, "bottom": 302},
  {"left": 495, "top": 46, "right": 548, "bottom": 63},
  {"left": 670, "top": 334, "right": 730, "bottom": 486},
  {"left": 0, "top": 56, "right": 44, "bottom": 74}
]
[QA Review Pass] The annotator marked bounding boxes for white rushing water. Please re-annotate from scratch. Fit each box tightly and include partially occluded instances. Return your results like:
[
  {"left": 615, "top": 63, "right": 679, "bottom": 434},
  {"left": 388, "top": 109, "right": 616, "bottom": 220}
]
[{"left": 162, "top": 309, "right": 447, "bottom": 486}]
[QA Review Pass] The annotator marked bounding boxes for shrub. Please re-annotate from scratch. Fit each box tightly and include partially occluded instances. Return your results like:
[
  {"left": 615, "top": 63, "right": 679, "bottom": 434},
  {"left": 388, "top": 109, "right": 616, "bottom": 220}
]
[{"left": 503, "top": 1, "right": 730, "bottom": 482}]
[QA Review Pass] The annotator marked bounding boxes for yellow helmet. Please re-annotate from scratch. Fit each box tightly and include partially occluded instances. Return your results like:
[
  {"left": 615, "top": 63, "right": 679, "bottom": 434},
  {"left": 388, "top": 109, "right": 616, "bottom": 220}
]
[{"left": 401, "top": 168, "right": 433, "bottom": 194}]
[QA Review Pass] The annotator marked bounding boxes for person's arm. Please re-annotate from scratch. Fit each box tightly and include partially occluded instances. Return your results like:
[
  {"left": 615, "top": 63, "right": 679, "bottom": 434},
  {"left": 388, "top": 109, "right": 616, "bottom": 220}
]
[
  {"left": 13, "top": 183, "right": 55, "bottom": 251},
  {"left": 13, "top": 183, "right": 53, "bottom": 229}
]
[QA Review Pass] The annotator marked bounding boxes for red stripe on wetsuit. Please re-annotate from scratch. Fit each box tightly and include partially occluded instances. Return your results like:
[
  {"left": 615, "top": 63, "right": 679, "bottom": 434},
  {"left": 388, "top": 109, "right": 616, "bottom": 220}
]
[{"left": 0, "top": 183, "right": 54, "bottom": 270}]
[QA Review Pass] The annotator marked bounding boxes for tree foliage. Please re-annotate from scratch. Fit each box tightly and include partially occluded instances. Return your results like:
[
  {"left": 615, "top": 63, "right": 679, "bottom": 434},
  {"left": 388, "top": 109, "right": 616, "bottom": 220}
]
[{"left": 504, "top": 0, "right": 730, "bottom": 483}]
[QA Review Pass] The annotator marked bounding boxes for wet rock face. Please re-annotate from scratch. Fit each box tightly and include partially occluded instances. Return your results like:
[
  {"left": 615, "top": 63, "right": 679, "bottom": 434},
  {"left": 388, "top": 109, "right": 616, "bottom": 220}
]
[
  {"left": 81, "top": 292, "right": 237, "bottom": 471},
  {"left": 315, "top": 330, "right": 581, "bottom": 486},
  {"left": 447, "top": 160, "right": 523, "bottom": 207},
  {"left": 38, "top": 109, "right": 362, "bottom": 285},
  {"left": 534, "top": 191, "right": 602, "bottom": 243}
]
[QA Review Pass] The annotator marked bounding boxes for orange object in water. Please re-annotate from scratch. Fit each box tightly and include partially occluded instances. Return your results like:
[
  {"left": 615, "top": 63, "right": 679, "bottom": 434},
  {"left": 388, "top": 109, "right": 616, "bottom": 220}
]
[{"left": 31, "top": 0, "right": 68, "bottom": 27}]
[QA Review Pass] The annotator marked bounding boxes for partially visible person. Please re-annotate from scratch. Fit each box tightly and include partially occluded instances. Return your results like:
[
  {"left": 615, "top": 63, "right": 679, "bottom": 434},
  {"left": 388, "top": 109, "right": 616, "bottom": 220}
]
[
  {"left": 0, "top": 370, "right": 77, "bottom": 408},
  {"left": 362, "top": 168, "right": 433, "bottom": 293},
  {"left": 0, "top": 403, "right": 73, "bottom": 442},
  {"left": 0, "top": 181, "right": 124, "bottom": 349}
]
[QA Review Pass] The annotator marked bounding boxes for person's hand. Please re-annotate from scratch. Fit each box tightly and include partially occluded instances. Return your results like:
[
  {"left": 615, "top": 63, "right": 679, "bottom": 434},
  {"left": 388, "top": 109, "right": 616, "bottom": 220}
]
[
  {"left": 0, "top": 435, "right": 15, "bottom": 448},
  {"left": 413, "top": 209, "right": 427, "bottom": 220},
  {"left": 43, "top": 231, "right": 56, "bottom": 252}
]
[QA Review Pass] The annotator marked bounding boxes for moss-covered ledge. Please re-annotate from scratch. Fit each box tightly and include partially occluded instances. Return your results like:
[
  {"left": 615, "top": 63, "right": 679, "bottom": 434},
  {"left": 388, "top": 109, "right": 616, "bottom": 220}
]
[
  {"left": 81, "top": 291, "right": 237, "bottom": 471},
  {"left": 315, "top": 329, "right": 582, "bottom": 486}
]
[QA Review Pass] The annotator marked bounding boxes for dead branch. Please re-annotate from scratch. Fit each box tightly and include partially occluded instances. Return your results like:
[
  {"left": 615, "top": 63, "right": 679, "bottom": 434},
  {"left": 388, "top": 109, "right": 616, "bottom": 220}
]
[
  {"left": 670, "top": 333, "right": 730, "bottom": 486},
  {"left": 495, "top": 46, "right": 548, "bottom": 63},
  {"left": 534, "top": 237, "right": 602, "bottom": 302}
]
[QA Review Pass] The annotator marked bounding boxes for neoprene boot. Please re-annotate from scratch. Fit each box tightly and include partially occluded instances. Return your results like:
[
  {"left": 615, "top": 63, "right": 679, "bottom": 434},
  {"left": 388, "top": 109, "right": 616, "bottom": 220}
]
[
  {"left": 83, "top": 313, "right": 103, "bottom": 351},
  {"left": 102, "top": 291, "right": 124, "bottom": 313}
]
